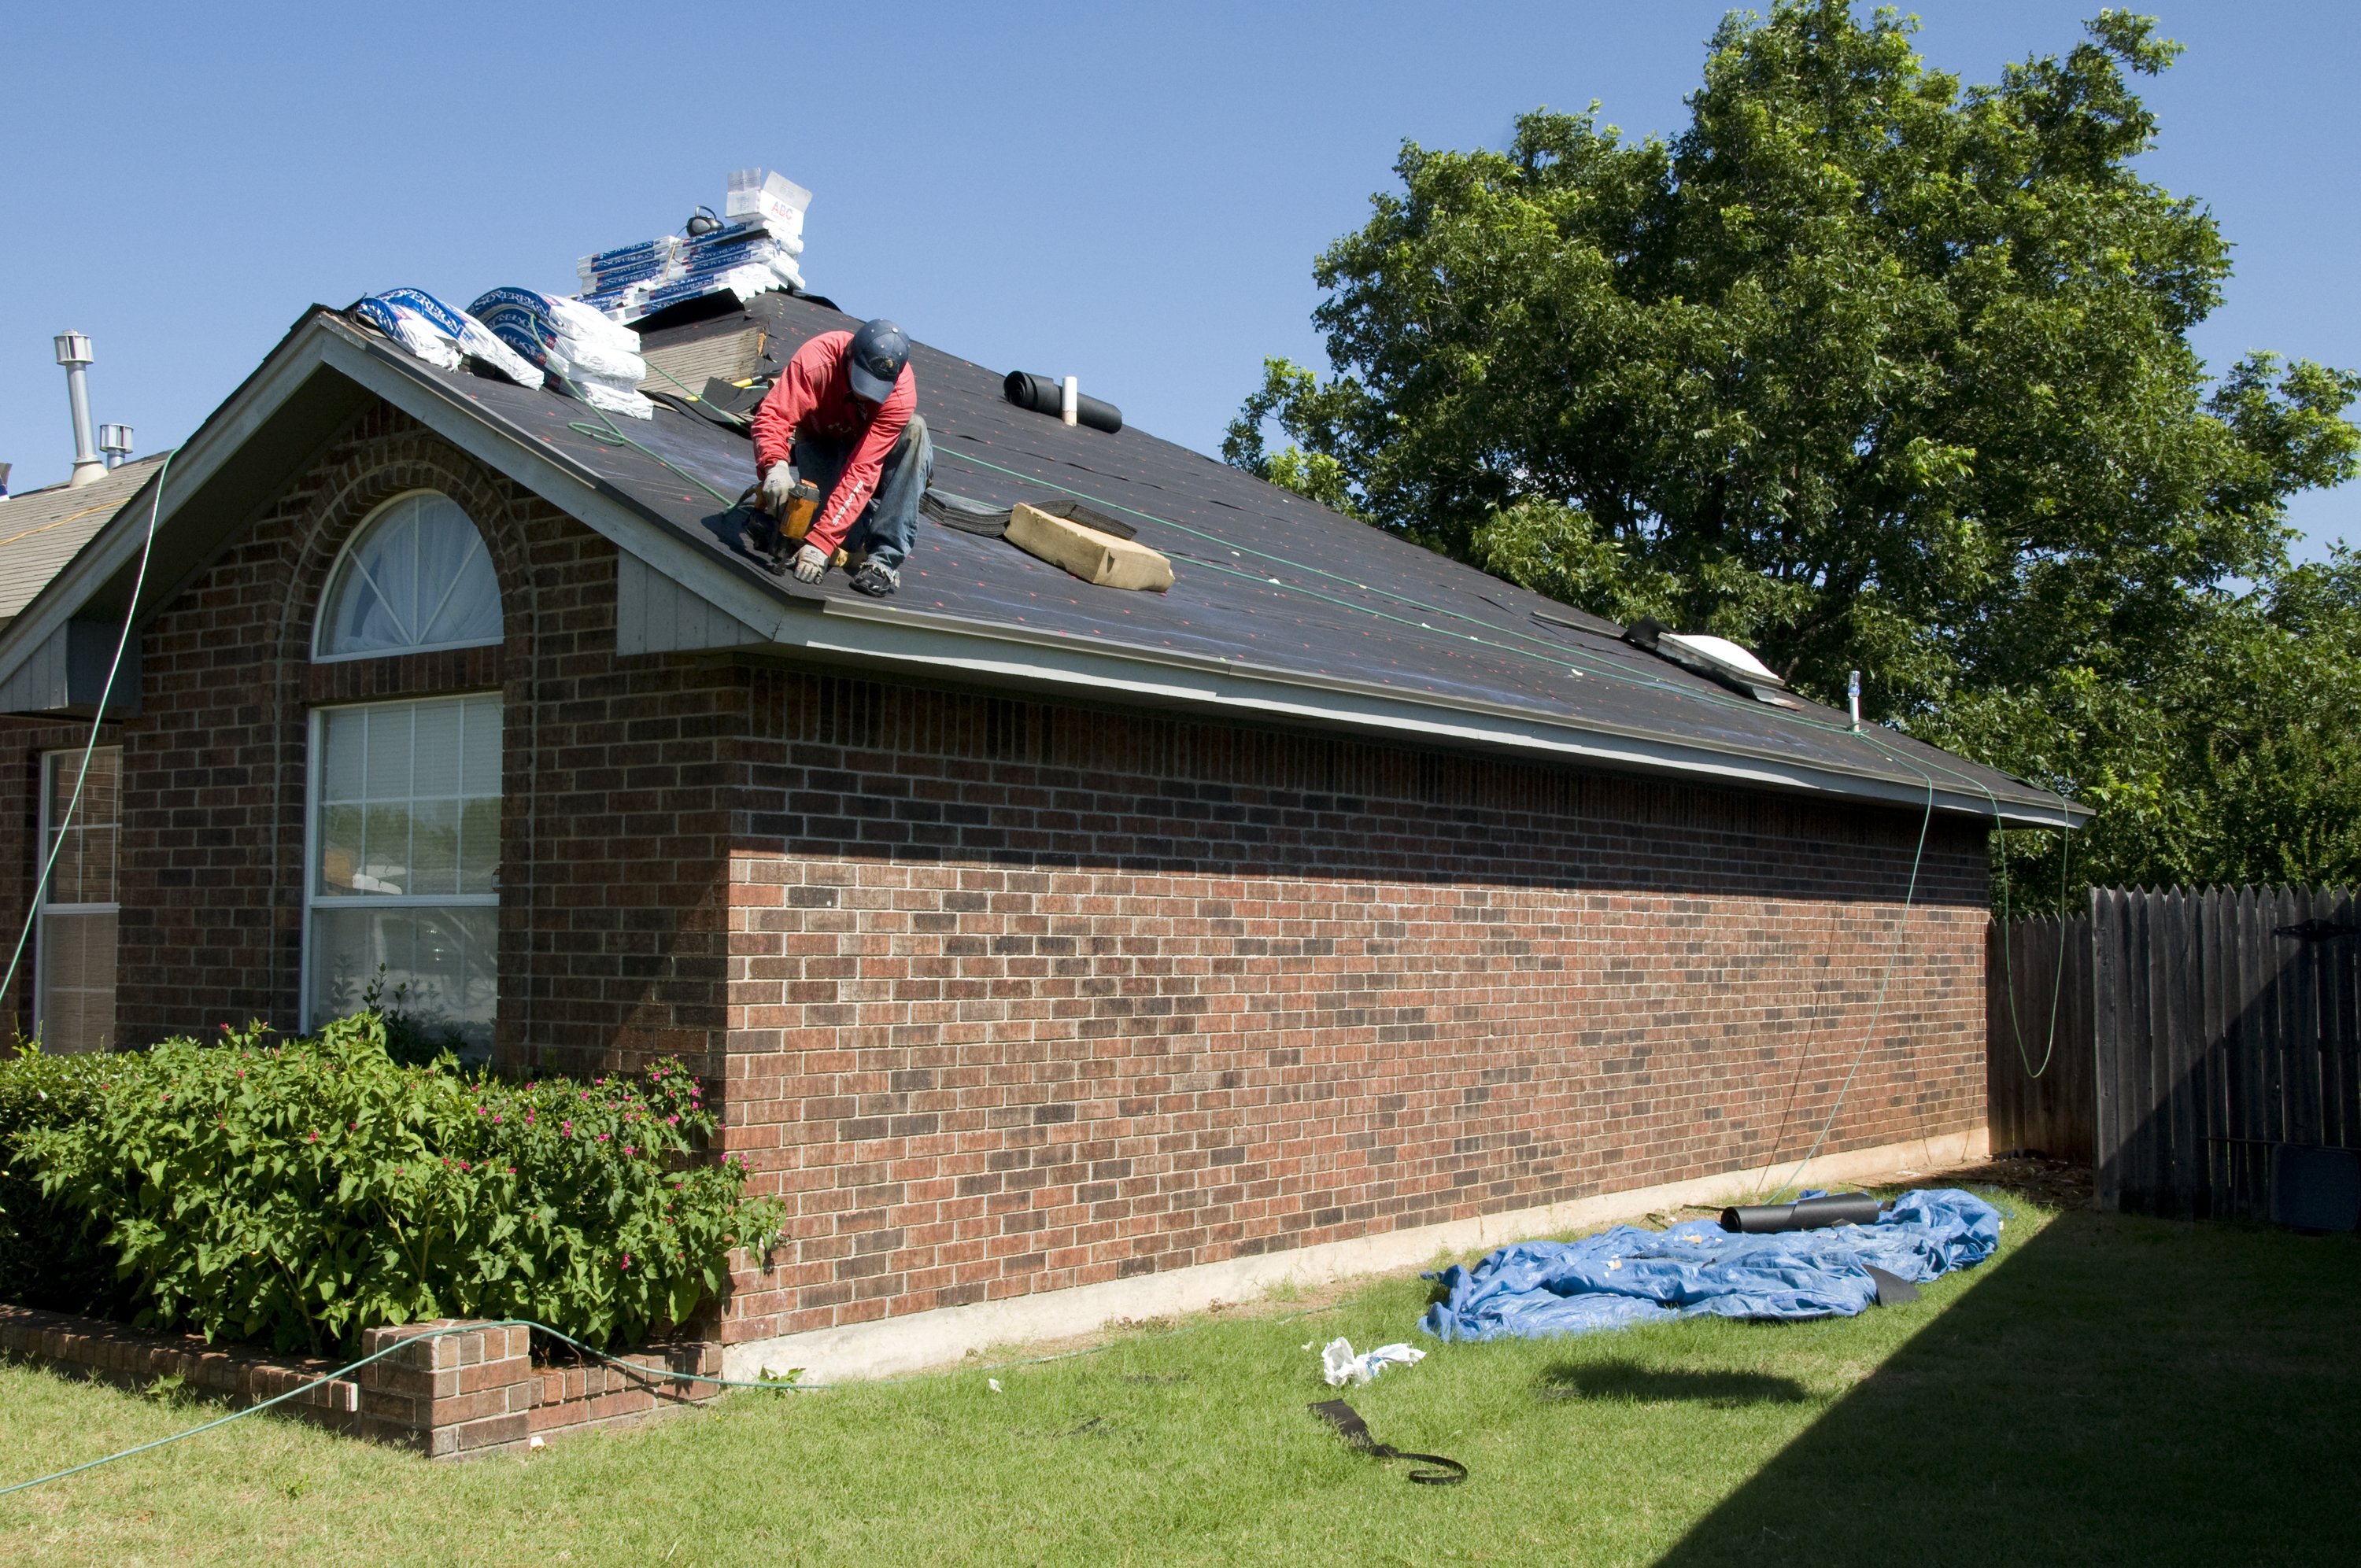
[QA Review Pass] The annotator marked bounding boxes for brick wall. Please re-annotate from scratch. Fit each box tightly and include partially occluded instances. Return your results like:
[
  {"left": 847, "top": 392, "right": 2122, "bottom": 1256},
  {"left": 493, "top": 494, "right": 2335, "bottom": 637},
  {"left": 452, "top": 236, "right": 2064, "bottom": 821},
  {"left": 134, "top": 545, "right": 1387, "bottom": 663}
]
[{"left": 712, "top": 677, "right": 1991, "bottom": 1344}]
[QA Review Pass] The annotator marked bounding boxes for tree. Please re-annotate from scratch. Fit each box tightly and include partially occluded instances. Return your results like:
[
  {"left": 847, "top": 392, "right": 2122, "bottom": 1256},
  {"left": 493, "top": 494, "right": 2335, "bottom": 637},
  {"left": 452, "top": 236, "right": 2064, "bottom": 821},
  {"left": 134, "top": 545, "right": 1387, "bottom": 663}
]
[{"left": 1226, "top": 3, "right": 2361, "bottom": 905}]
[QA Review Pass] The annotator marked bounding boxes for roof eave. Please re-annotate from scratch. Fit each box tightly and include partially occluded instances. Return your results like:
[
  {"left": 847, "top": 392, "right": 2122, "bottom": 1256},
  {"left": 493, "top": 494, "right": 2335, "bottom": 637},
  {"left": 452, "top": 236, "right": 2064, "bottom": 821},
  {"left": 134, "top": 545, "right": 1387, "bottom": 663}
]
[{"left": 789, "top": 595, "right": 2086, "bottom": 829}]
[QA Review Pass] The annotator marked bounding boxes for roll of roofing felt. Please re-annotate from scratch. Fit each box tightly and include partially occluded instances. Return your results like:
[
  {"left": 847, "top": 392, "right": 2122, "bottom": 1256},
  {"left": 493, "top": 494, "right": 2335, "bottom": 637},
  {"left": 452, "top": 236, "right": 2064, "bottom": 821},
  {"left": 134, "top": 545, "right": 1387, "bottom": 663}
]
[
  {"left": 1005, "top": 371, "right": 1121, "bottom": 434},
  {"left": 1720, "top": 1193, "right": 1881, "bottom": 1234},
  {"left": 1789, "top": 1193, "right": 1881, "bottom": 1229}
]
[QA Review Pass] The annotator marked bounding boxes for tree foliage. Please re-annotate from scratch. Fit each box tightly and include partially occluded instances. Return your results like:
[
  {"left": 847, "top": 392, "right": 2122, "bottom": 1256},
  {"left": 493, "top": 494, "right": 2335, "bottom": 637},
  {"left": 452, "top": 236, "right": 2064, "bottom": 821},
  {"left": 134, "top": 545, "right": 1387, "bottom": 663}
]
[{"left": 1227, "top": 4, "right": 2361, "bottom": 904}]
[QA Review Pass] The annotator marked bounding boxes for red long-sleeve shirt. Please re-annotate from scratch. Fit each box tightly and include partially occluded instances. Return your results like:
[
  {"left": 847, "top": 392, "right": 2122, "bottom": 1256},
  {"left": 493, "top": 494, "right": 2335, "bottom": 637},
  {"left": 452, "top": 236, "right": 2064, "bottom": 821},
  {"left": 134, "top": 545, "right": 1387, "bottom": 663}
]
[{"left": 751, "top": 330, "right": 917, "bottom": 556}]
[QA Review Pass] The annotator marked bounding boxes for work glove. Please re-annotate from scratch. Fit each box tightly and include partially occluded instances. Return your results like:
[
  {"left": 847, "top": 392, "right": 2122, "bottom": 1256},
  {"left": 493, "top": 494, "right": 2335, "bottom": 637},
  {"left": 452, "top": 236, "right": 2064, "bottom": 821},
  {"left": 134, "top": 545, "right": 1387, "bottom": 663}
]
[
  {"left": 790, "top": 543, "right": 829, "bottom": 583},
  {"left": 758, "top": 462, "right": 800, "bottom": 516}
]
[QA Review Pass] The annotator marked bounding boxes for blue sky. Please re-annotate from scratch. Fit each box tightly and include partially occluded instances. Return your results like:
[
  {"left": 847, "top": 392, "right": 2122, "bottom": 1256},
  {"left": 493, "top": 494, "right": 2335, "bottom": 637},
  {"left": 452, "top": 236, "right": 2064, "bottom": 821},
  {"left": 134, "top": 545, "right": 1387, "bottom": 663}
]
[{"left": 4, "top": 2, "right": 2353, "bottom": 562}]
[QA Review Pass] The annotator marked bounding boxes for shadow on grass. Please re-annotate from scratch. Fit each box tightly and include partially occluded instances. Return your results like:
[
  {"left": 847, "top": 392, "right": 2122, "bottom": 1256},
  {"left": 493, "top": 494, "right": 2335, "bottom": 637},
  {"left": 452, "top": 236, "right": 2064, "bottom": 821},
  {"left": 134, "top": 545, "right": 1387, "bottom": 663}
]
[
  {"left": 1539, "top": 1360, "right": 1811, "bottom": 1408},
  {"left": 1655, "top": 1209, "right": 2361, "bottom": 1567}
]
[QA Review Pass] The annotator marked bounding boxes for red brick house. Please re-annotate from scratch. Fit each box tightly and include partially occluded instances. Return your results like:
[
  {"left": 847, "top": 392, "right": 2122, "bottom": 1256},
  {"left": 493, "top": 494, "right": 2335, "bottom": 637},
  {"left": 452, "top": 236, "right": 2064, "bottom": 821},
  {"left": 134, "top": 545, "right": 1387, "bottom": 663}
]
[{"left": 0, "top": 294, "right": 2078, "bottom": 1376}]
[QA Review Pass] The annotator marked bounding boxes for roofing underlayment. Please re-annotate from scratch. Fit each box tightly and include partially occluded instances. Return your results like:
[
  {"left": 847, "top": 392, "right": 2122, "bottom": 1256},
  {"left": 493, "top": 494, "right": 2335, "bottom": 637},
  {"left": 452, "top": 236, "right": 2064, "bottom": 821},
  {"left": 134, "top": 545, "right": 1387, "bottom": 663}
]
[{"left": 0, "top": 293, "right": 2080, "bottom": 827}]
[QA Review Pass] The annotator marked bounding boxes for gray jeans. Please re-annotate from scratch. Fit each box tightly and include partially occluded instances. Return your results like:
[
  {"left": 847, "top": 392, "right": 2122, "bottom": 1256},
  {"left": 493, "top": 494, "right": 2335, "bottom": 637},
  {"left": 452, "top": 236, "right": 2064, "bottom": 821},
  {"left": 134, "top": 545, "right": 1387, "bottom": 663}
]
[{"left": 792, "top": 414, "right": 934, "bottom": 570}]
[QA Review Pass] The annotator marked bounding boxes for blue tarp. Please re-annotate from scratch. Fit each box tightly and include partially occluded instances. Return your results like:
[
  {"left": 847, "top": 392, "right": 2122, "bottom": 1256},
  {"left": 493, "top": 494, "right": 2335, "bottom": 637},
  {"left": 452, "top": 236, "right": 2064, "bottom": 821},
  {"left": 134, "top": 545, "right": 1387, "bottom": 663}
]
[{"left": 1420, "top": 1189, "right": 2003, "bottom": 1343}]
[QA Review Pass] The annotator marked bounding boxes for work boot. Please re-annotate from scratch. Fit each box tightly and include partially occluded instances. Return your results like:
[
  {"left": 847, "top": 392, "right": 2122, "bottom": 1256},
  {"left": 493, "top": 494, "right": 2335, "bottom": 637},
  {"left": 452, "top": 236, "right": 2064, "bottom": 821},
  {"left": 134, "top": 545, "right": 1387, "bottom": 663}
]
[{"left": 849, "top": 559, "right": 900, "bottom": 597}]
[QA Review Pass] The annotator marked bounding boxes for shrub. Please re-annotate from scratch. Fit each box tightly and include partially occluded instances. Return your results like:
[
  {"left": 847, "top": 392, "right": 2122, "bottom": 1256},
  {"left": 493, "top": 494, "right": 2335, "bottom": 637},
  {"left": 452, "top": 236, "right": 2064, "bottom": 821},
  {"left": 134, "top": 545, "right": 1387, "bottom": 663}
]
[
  {"left": 0, "top": 1042, "right": 127, "bottom": 1316},
  {"left": 9, "top": 1014, "right": 781, "bottom": 1355}
]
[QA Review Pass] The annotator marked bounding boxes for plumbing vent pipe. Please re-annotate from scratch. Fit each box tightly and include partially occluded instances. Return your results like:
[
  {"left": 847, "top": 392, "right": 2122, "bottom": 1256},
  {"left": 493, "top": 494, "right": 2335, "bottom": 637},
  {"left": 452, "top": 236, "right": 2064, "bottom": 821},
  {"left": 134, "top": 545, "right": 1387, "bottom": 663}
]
[
  {"left": 0, "top": 462, "right": 12, "bottom": 500},
  {"left": 1003, "top": 371, "right": 1123, "bottom": 434},
  {"left": 54, "top": 331, "right": 105, "bottom": 488},
  {"left": 98, "top": 425, "right": 133, "bottom": 470}
]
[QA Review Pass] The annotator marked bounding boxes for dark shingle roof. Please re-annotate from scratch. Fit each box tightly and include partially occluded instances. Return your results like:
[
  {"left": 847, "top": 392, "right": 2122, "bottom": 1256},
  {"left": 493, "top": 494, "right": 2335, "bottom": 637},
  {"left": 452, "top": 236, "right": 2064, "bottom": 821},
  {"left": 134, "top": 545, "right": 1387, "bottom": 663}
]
[
  {"left": 378, "top": 290, "right": 2064, "bottom": 823},
  {"left": 0, "top": 293, "right": 2076, "bottom": 825}
]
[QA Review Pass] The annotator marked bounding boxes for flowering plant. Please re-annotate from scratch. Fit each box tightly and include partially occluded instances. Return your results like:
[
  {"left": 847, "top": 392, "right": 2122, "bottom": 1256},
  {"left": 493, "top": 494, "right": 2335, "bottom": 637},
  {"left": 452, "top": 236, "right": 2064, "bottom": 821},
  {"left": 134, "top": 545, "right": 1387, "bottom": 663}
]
[{"left": 9, "top": 1014, "right": 780, "bottom": 1355}]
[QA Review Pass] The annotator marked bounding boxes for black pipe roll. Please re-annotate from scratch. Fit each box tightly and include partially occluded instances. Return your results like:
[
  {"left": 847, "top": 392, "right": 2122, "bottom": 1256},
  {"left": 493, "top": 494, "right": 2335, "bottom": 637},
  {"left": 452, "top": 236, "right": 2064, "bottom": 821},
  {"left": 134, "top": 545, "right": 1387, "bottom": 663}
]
[
  {"left": 1003, "top": 370, "right": 1123, "bottom": 434},
  {"left": 1720, "top": 1192, "right": 1881, "bottom": 1234}
]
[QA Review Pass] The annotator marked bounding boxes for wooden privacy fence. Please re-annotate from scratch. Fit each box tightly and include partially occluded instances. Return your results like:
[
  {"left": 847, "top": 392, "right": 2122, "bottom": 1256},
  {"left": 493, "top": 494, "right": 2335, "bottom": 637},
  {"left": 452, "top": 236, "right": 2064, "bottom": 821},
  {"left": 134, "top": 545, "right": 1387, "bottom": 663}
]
[{"left": 1987, "top": 885, "right": 2361, "bottom": 1219}]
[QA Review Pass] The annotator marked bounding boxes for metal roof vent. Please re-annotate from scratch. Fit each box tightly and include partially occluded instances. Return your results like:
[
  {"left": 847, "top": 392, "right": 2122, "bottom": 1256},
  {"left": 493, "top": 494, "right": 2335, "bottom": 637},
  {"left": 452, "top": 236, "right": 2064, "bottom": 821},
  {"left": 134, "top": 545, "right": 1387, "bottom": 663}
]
[
  {"left": 98, "top": 425, "right": 134, "bottom": 469},
  {"left": 54, "top": 331, "right": 105, "bottom": 489}
]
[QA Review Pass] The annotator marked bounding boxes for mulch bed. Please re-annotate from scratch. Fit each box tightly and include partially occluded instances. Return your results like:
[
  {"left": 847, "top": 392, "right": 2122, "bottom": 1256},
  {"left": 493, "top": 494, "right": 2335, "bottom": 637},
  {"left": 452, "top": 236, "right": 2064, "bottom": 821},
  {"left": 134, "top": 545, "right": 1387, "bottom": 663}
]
[{"left": 1913, "top": 1153, "right": 2096, "bottom": 1212}]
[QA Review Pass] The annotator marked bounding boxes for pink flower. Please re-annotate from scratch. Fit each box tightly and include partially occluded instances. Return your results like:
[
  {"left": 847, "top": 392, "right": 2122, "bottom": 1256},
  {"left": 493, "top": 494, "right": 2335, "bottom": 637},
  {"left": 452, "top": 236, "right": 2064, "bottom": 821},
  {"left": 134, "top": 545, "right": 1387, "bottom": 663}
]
[
  {"left": 667, "top": 1115, "right": 679, "bottom": 1125},
  {"left": 623, "top": 1146, "right": 636, "bottom": 1157},
  {"left": 619, "top": 1253, "right": 630, "bottom": 1270}
]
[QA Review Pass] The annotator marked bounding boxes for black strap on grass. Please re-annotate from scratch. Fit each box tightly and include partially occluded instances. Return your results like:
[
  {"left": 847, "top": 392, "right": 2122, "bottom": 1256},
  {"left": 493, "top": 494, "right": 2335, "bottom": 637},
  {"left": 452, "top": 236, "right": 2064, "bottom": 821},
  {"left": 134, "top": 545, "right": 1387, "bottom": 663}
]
[
  {"left": 1863, "top": 1264, "right": 1921, "bottom": 1305},
  {"left": 1307, "top": 1400, "right": 1468, "bottom": 1485}
]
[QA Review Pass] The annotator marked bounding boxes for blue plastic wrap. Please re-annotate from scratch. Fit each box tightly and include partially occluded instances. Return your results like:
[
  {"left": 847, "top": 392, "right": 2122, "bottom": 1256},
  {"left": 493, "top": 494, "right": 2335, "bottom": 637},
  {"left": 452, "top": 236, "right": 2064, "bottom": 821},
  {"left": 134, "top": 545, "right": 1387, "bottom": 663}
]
[{"left": 1420, "top": 1187, "right": 2002, "bottom": 1342}]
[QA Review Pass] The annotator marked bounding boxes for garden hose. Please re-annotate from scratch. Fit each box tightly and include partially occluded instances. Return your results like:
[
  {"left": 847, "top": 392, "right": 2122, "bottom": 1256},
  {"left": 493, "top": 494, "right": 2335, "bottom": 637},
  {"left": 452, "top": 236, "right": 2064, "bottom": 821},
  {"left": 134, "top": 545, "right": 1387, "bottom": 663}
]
[{"left": 0, "top": 1303, "right": 1345, "bottom": 1497}]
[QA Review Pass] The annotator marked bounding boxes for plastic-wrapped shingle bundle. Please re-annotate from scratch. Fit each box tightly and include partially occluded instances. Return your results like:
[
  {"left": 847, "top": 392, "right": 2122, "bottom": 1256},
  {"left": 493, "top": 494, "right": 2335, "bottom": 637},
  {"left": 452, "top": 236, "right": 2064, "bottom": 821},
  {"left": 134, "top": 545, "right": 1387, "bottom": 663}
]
[
  {"left": 576, "top": 235, "right": 681, "bottom": 320},
  {"left": 575, "top": 170, "right": 809, "bottom": 324},
  {"left": 351, "top": 290, "right": 545, "bottom": 388},
  {"left": 467, "top": 288, "right": 655, "bottom": 419}
]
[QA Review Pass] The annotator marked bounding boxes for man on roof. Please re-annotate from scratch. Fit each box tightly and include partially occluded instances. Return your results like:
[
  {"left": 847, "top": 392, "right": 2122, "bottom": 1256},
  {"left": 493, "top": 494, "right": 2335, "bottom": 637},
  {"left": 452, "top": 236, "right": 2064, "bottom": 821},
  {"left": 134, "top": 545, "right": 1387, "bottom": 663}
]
[{"left": 752, "top": 318, "right": 932, "bottom": 598}]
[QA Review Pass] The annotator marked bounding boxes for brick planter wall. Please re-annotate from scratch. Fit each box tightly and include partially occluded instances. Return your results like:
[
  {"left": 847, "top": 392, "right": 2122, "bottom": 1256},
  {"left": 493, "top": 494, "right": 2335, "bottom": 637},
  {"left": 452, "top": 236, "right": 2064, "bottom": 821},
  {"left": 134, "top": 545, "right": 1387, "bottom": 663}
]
[{"left": 0, "top": 1306, "right": 722, "bottom": 1458}]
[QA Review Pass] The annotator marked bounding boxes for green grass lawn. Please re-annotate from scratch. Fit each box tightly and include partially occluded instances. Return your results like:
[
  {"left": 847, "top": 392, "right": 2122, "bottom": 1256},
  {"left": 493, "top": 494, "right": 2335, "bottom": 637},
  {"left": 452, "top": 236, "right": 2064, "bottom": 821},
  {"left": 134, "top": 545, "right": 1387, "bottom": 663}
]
[{"left": 2, "top": 1188, "right": 2354, "bottom": 1567}]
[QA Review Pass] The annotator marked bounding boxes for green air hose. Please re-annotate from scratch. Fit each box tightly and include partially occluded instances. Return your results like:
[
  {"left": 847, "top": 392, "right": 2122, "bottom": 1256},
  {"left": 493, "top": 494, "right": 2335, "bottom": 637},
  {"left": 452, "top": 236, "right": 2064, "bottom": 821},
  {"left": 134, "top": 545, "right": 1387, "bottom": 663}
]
[{"left": 0, "top": 1303, "right": 1342, "bottom": 1496}]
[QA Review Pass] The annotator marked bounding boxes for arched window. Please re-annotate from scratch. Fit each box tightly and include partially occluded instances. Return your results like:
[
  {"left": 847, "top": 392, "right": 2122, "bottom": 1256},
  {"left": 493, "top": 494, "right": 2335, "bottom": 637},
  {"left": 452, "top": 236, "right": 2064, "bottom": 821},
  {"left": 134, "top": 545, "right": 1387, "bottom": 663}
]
[{"left": 315, "top": 492, "right": 501, "bottom": 660}]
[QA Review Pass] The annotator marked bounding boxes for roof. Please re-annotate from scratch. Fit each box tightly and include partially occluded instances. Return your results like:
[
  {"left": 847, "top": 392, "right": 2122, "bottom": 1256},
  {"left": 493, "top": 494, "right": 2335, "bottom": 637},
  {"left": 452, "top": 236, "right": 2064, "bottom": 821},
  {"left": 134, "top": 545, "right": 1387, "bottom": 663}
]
[
  {"left": 0, "top": 295, "right": 2084, "bottom": 829},
  {"left": 0, "top": 454, "right": 170, "bottom": 625}
]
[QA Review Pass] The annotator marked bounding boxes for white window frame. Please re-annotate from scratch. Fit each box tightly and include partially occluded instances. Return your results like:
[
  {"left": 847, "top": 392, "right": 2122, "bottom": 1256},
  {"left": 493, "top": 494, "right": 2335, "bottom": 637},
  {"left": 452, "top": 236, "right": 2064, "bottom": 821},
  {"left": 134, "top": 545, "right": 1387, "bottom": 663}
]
[
  {"left": 311, "top": 489, "right": 504, "bottom": 665},
  {"left": 35, "top": 746, "right": 121, "bottom": 1054},
  {"left": 299, "top": 695, "right": 502, "bottom": 1036}
]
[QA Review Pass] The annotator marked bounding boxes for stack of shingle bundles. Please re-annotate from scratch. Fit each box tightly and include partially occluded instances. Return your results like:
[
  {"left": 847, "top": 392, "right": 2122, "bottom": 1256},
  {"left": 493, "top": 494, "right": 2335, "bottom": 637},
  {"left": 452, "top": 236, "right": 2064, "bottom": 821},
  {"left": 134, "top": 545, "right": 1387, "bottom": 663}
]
[
  {"left": 622, "top": 223, "right": 804, "bottom": 319},
  {"left": 575, "top": 234, "right": 682, "bottom": 322},
  {"left": 577, "top": 169, "right": 809, "bottom": 324},
  {"left": 467, "top": 288, "right": 655, "bottom": 419}
]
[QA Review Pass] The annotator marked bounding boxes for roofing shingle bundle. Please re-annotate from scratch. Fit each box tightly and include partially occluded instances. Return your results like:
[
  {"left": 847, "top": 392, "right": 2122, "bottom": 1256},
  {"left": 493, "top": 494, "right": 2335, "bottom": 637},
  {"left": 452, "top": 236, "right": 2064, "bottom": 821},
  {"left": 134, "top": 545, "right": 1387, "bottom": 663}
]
[
  {"left": 467, "top": 289, "right": 656, "bottom": 419},
  {"left": 351, "top": 290, "right": 544, "bottom": 389},
  {"left": 577, "top": 170, "right": 808, "bottom": 325}
]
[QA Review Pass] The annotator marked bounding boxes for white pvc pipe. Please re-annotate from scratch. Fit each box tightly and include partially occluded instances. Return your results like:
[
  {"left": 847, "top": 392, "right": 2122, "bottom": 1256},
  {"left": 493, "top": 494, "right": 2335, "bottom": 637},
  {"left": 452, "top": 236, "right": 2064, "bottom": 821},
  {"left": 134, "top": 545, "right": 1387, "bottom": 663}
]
[{"left": 1061, "top": 375, "right": 1078, "bottom": 427}]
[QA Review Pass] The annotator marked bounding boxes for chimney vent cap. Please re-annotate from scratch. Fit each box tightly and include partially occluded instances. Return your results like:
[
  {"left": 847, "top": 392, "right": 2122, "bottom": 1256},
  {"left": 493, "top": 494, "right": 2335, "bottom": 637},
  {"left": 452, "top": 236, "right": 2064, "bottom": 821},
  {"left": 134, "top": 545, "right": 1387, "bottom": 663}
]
[{"left": 53, "top": 332, "right": 93, "bottom": 367}]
